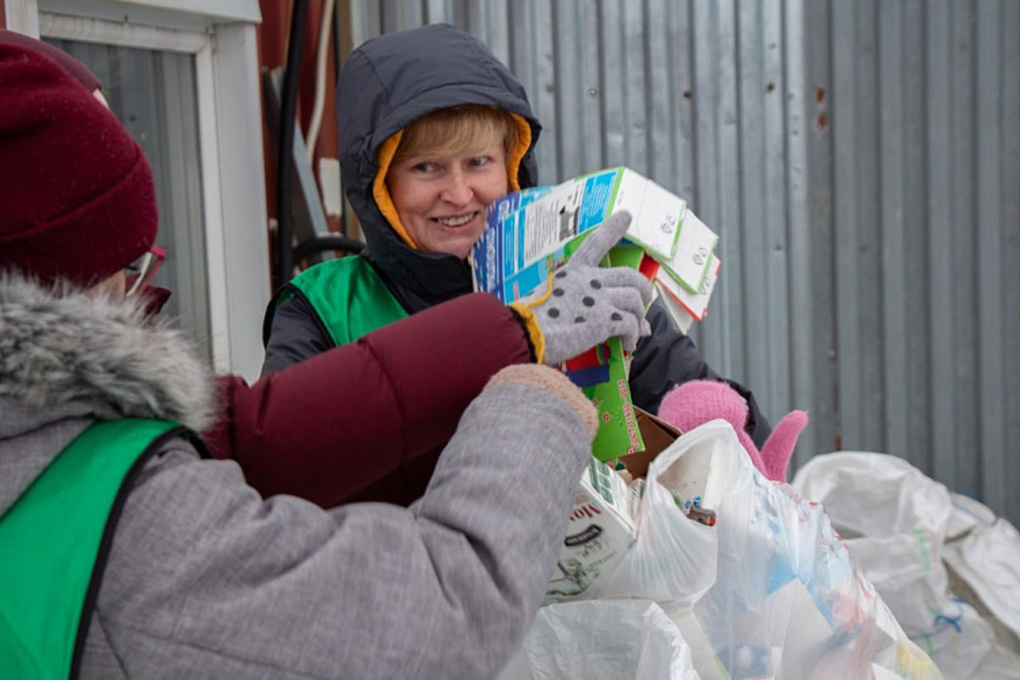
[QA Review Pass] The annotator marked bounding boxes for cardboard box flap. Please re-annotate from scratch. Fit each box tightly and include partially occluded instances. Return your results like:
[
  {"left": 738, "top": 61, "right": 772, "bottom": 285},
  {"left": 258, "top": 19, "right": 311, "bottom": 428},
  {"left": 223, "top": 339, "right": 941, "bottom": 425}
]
[
  {"left": 620, "top": 408, "right": 721, "bottom": 527},
  {"left": 619, "top": 407, "right": 682, "bottom": 479}
]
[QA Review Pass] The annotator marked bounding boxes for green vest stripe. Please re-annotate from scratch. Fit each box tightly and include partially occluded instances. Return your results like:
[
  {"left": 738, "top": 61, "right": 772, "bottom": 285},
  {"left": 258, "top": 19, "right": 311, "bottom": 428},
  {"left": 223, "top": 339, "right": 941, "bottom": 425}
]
[
  {"left": 0, "top": 419, "right": 186, "bottom": 680},
  {"left": 285, "top": 257, "right": 409, "bottom": 346}
]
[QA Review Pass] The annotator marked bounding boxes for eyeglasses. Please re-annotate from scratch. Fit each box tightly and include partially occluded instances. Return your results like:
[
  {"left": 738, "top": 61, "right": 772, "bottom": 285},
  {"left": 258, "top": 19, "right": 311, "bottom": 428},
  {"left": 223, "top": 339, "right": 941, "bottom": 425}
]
[{"left": 125, "top": 246, "right": 166, "bottom": 298}]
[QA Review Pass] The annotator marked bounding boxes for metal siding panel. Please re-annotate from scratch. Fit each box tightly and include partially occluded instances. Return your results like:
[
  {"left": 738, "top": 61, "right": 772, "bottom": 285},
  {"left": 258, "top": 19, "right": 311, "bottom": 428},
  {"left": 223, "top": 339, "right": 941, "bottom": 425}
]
[
  {"left": 449, "top": 0, "right": 469, "bottom": 32},
  {"left": 927, "top": 0, "right": 958, "bottom": 487},
  {"left": 1001, "top": 0, "right": 1020, "bottom": 526},
  {"left": 504, "top": 2, "right": 534, "bottom": 117},
  {"left": 690, "top": 0, "right": 720, "bottom": 357},
  {"left": 424, "top": 0, "right": 451, "bottom": 25},
  {"left": 349, "top": 0, "right": 380, "bottom": 44},
  {"left": 646, "top": 0, "right": 674, "bottom": 186},
  {"left": 855, "top": 0, "right": 884, "bottom": 454},
  {"left": 902, "top": 0, "right": 934, "bottom": 473},
  {"left": 715, "top": 0, "right": 745, "bottom": 384},
  {"left": 832, "top": 0, "right": 863, "bottom": 450},
  {"left": 378, "top": 0, "right": 414, "bottom": 32},
  {"left": 621, "top": 0, "right": 649, "bottom": 177},
  {"left": 531, "top": 0, "right": 558, "bottom": 182},
  {"left": 696, "top": 0, "right": 744, "bottom": 380},
  {"left": 806, "top": 0, "right": 840, "bottom": 457},
  {"left": 578, "top": 1, "right": 604, "bottom": 173},
  {"left": 692, "top": 0, "right": 720, "bottom": 234},
  {"left": 950, "top": 0, "right": 979, "bottom": 497},
  {"left": 976, "top": 0, "right": 1006, "bottom": 517},
  {"left": 599, "top": 0, "right": 626, "bottom": 168},
  {"left": 552, "top": 1, "right": 584, "bottom": 180},
  {"left": 736, "top": 0, "right": 770, "bottom": 401},
  {"left": 762, "top": 0, "right": 791, "bottom": 416},
  {"left": 518, "top": 1, "right": 559, "bottom": 183},
  {"left": 785, "top": 0, "right": 819, "bottom": 466},
  {"left": 878, "top": 0, "right": 910, "bottom": 462},
  {"left": 669, "top": 1, "right": 696, "bottom": 204}
]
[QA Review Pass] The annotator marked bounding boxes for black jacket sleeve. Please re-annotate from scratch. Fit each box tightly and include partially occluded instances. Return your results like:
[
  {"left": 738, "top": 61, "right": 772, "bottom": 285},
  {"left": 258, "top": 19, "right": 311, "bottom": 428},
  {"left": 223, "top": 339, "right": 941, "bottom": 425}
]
[
  {"left": 261, "top": 294, "right": 336, "bottom": 376},
  {"left": 628, "top": 297, "right": 774, "bottom": 449}
]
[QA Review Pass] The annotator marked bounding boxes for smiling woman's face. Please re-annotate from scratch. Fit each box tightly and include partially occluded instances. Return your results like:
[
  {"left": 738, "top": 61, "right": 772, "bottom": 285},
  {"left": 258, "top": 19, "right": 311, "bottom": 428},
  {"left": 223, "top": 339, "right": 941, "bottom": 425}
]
[
  {"left": 385, "top": 143, "right": 509, "bottom": 259},
  {"left": 382, "top": 105, "right": 518, "bottom": 259}
]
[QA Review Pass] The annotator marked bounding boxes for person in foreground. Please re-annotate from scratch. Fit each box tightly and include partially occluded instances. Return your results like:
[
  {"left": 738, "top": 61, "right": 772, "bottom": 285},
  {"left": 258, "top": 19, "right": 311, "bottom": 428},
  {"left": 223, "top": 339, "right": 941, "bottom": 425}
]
[
  {"left": 0, "top": 42, "right": 648, "bottom": 679},
  {"left": 262, "top": 24, "right": 774, "bottom": 505}
]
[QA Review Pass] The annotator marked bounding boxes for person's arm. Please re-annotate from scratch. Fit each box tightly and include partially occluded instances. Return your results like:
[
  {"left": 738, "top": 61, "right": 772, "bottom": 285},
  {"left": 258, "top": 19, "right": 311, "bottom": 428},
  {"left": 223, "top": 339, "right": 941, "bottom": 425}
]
[
  {"left": 203, "top": 292, "right": 533, "bottom": 507},
  {"left": 95, "top": 365, "right": 597, "bottom": 680},
  {"left": 208, "top": 213, "right": 652, "bottom": 508},
  {"left": 260, "top": 294, "right": 335, "bottom": 375},
  {"left": 629, "top": 297, "right": 773, "bottom": 448}
]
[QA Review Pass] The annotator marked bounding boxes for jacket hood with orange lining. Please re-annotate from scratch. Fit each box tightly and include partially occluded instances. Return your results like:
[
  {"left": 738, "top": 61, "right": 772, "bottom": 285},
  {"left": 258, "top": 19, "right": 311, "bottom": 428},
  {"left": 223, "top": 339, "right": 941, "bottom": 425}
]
[{"left": 336, "top": 23, "right": 541, "bottom": 310}]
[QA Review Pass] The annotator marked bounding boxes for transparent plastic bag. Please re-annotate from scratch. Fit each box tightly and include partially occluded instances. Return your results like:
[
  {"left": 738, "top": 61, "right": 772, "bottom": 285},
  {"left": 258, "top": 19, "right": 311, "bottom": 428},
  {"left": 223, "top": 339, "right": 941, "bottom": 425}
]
[
  {"left": 596, "top": 421, "right": 729, "bottom": 606},
  {"left": 599, "top": 421, "right": 942, "bottom": 679}
]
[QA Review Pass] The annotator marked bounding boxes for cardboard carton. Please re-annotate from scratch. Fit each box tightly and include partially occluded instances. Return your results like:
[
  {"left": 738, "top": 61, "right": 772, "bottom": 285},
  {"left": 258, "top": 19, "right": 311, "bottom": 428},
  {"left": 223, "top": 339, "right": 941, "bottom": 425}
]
[
  {"left": 544, "top": 407, "right": 723, "bottom": 603},
  {"left": 472, "top": 167, "right": 718, "bottom": 302}
]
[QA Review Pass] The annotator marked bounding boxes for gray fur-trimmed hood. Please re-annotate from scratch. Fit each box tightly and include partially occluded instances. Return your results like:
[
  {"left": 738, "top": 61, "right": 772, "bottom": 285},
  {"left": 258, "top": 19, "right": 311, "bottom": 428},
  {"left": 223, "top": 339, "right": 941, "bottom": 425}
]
[{"left": 0, "top": 274, "right": 216, "bottom": 434}]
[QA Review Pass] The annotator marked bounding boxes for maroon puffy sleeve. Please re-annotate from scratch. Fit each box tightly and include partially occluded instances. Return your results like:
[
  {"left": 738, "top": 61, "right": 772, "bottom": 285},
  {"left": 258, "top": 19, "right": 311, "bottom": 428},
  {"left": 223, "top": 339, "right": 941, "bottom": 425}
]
[{"left": 203, "top": 293, "right": 532, "bottom": 508}]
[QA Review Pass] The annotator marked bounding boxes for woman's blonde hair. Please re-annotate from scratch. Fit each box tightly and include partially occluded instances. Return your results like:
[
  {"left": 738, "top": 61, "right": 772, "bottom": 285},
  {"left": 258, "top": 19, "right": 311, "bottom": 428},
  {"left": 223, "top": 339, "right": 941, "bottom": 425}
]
[{"left": 392, "top": 104, "right": 519, "bottom": 163}]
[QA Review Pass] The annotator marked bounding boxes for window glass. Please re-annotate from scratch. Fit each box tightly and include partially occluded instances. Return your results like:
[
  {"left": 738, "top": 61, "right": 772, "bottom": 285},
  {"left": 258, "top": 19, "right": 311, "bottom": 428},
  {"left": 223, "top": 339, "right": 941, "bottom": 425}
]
[{"left": 45, "top": 39, "right": 212, "bottom": 361}]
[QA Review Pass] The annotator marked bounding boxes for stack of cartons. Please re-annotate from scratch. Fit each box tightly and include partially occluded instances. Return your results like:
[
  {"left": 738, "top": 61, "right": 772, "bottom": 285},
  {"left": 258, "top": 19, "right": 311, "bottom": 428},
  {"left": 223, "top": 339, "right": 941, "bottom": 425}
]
[
  {"left": 472, "top": 166, "right": 723, "bottom": 460},
  {"left": 473, "top": 166, "right": 719, "bottom": 306}
]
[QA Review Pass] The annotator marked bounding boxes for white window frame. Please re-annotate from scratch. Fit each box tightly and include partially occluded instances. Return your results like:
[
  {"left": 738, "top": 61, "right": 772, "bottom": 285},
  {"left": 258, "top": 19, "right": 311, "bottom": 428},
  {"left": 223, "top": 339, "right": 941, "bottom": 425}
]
[{"left": 4, "top": 0, "right": 270, "bottom": 382}]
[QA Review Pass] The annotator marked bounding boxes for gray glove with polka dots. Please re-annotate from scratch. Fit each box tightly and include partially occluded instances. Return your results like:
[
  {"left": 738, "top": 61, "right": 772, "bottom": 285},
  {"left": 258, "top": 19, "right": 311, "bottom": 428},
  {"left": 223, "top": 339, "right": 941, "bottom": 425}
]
[{"left": 509, "top": 211, "right": 653, "bottom": 365}]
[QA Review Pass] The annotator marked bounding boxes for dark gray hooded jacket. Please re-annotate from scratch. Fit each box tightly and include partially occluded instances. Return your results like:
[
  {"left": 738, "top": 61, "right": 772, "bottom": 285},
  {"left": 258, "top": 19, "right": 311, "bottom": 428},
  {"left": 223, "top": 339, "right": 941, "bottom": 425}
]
[{"left": 263, "top": 23, "right": 773, "bottom": 446}]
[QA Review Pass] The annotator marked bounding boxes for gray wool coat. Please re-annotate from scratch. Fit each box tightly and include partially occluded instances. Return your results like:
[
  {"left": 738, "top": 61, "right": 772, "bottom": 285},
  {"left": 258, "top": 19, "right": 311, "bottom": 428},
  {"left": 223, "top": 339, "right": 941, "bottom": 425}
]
[{"left": 0, "top": 275, "right": 594, "bottom": 679}]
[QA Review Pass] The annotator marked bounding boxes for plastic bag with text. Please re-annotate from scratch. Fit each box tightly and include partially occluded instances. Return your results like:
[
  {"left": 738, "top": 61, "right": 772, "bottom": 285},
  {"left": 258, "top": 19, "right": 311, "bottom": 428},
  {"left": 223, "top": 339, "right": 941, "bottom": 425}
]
[{"left": 598, "top": 420, "right": 942, "bottom": 680}]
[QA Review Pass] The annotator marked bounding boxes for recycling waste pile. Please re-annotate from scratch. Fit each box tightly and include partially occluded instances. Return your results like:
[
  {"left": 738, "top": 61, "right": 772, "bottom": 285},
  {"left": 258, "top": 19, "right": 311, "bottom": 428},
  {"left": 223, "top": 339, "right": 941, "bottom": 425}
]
[
  {"left": 498, "top": 418, "right": 946, "bottom": 680},
  {"left": 792, "top": 453, "right": 1020, "bottom": 680},
  {"left": 475, "top": 168, "right": 1019, "bottom": 679}
]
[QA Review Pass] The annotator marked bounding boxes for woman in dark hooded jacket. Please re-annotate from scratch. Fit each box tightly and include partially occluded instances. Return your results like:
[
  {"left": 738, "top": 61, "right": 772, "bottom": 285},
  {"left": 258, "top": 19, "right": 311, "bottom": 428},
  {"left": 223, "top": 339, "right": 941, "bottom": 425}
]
[{"left": 262, "top": 23, "right": 773, "bottom": 506}]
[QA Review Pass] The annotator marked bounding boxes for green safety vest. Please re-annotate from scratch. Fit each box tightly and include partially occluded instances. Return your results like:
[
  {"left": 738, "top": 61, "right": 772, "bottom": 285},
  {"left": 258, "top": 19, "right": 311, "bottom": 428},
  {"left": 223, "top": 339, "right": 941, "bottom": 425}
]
[
  {"left": 266, "top": 256, "right": 409, "bottom": 348},
  {"left": 0, "top": 419, "right": 196, "bottom": 680}
]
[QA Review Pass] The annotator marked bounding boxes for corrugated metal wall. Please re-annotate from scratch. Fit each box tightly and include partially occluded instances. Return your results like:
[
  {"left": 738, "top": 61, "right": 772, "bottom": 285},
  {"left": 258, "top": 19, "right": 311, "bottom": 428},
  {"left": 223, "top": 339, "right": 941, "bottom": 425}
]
[{"left": 344, "top": 0, "right": 1020, "bottom": 526}]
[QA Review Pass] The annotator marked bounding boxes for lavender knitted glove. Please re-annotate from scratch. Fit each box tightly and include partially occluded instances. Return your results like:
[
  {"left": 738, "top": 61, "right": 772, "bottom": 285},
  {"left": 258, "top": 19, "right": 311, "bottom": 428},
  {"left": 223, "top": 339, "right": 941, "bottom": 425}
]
[{"left": 510, "top": 211, "right": 652, "bottom": 365}]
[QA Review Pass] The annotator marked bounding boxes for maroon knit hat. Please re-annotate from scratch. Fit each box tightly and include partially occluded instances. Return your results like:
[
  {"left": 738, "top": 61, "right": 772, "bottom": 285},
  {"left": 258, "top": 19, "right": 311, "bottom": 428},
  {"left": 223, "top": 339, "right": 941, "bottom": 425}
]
[
  {"left": 0, "top": 30, "right": 104, "bottom": 93},
  {"left": 0, "top": 41, "right": 157, "bottom": 288}
]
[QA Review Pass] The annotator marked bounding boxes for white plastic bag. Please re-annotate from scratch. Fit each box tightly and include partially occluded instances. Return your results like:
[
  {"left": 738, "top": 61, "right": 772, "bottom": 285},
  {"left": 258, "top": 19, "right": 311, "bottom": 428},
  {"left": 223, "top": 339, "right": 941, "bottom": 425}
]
[
  {"left": 597, "top": 421, "right": 728, "bottom": 606},
  {"left": 496, "top": 600, "right": 700, "bottom": 680},
  {"left": 943, "top": 493, "right": 1020, "bottom": 647},
  {"left": 601, "top": 422, "right": 941, "bottom": 679},
  {"left": 792, "top": 452, "right": 1020, "bottom": 679}
]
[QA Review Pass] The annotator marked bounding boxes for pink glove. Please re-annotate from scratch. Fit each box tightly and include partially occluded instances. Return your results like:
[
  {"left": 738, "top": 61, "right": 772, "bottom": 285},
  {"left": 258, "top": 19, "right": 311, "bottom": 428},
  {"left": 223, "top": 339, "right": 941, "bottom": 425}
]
[{"left": 657, "top": 379, "right": 808, "bottom": 483}]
